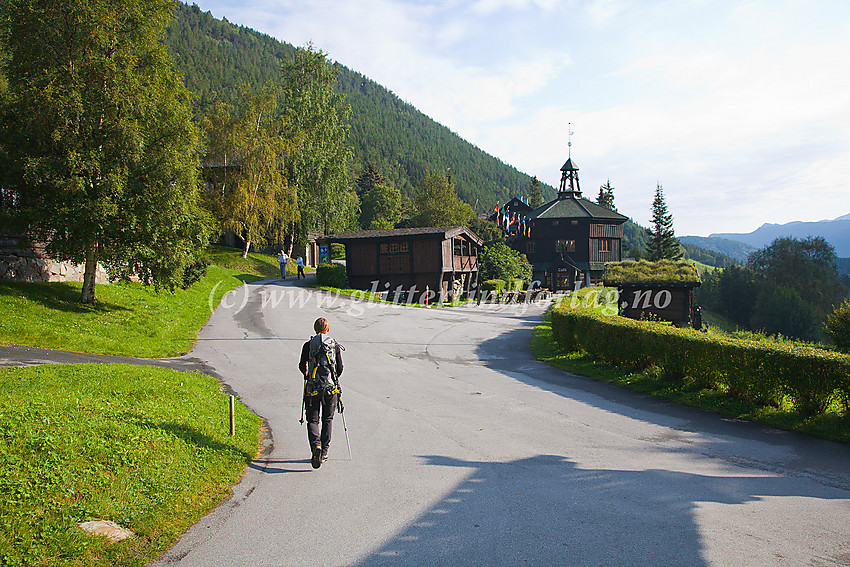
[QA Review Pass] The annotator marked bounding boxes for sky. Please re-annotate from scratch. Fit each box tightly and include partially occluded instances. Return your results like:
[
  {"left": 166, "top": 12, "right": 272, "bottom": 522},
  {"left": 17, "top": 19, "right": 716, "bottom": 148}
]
[{"left": 189, "top": 0, "right": 850, "bottom": 236}]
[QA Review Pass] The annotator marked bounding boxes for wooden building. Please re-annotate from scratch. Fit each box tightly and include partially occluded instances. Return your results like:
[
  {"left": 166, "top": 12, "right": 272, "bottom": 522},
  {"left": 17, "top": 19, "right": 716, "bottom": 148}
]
[
  {"left": 612, "top": 281, "right": 702, "bottom": 327},
  {"left": 603, "top": 260, "right": 702, "bottom": 328},
  {"left": 509, "top": 157, "right": 628, "bottom": 290},
  {"left": 319, "top": 226, "right": 483, "bottom": 301}
]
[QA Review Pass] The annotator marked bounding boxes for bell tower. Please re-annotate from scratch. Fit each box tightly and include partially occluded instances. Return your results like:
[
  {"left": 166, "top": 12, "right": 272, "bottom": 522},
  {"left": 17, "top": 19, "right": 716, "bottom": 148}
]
[
  {"left": 558, "top": 159, "right": 581, "bottom": 199},
  {"left": 558, "top": 124, "right": 581, "bottom": 199}
]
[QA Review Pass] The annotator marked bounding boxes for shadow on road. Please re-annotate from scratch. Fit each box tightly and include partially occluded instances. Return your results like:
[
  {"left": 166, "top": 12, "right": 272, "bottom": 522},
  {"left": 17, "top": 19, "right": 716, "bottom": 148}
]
[
  {"left": 474, "top": 322, "right": 850, "bottom": 460},
  {"left": 247, "top": 459, "right": 313, "bottom": 474},
  {"left": 354, "top": 454, "right": 846, "bottom": 566}
]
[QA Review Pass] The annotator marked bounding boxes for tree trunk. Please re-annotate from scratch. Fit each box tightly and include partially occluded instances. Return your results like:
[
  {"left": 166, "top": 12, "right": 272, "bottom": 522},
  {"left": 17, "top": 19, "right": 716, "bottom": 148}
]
[
  {"left": 242, "top": 237, "right": 250, "bottom": 259},
  {"left": 80, "top": 240, "right": 98, "bottom": 304}
]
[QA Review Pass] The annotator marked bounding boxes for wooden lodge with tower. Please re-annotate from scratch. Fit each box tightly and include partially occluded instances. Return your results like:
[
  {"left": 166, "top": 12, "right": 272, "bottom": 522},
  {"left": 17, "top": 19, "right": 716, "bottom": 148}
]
[{"left": 506, "top": 156, "right": 628, "bottom": 291}]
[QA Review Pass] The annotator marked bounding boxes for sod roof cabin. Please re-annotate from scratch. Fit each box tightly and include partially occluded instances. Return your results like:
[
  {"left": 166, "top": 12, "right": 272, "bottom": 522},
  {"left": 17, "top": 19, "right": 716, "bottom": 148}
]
[
  {"left": 603, "top": 260, "right": 702, "bottom": 327},
  {"left": 318, "top": 226, "right": 482, "bottom": 301}
]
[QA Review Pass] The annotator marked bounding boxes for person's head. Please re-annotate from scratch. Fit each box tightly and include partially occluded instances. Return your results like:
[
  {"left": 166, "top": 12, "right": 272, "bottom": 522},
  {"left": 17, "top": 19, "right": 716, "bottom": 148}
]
[{"left": 314, "top": 317, "right": 330, "bottom": 334}]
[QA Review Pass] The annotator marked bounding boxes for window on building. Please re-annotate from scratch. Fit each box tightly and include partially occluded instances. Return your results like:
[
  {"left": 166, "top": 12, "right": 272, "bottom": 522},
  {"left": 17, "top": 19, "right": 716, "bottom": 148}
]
[
  {"left": 388, "top": 241, "right": 409, "bottom": 253},
  {"left": 527, "top": 241, "right": 536, "bottom": 254},
  {"left": 600, "top": 239, "right": 612, "bottom": 253},
  {"left": 556, "top": 239, "right": 576, "bottom": 253}
]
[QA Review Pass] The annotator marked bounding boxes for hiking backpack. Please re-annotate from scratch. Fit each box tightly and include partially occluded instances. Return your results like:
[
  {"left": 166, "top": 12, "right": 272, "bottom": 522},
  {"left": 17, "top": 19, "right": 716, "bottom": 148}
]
[{"left": 306, "top": 334, "right": 340, "bottom": 397}]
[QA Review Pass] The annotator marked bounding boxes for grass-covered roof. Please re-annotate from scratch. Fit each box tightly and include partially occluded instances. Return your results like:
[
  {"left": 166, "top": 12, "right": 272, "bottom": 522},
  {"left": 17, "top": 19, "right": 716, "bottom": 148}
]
[{"left": 603, "top": 260, "right": 701, "bottom": 285}]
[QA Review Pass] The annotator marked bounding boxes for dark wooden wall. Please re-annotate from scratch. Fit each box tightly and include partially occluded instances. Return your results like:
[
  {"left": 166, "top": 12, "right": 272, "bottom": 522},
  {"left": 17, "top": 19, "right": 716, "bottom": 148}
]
[{"left": 618, "top": 286, "right": 694, "bottom": 324}]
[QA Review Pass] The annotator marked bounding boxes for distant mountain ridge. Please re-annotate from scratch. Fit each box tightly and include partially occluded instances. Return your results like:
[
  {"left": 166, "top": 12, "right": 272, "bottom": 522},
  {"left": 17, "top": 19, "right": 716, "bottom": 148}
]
[
  {"left": 709, "top": 214, "right": 850, "bottom": 257},
  {"left": 677, "top": 236, "right": 756, "bottom": 264}
]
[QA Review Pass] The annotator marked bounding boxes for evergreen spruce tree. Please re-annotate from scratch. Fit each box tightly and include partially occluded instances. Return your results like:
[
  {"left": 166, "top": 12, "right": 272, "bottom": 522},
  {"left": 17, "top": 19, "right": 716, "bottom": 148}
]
[
  {"left": 646, "top": 183, "right": 682, "bottom": 261},
  {"left": 596, "top": 180, "right": 617, "bottom": 211},
  {"left": 355, "top": 164, "right": 387, "bottom": 199},
  {"left": 528, "top": 176, "right": 544, "bottom": 208}
]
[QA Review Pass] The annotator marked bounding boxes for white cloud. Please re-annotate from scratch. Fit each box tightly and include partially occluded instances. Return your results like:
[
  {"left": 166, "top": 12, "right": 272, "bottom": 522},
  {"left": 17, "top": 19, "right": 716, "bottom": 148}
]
[{"left": 193, "top": 0, "right": 850, "bottom": 235}]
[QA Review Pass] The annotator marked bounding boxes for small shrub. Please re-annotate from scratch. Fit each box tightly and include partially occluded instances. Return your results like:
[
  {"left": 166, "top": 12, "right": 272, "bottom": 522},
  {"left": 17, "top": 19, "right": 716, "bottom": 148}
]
[
  {"left": 316, "top": 262, "right": 346, "bottom": 288},
  {"left": 826, "top": 299, "right": 850, "bottom": 353},
  {"left": 507, "top": 278, "right": 525, "bottom": 292},
  {"left": 479, "top": 242, "right": 532, "bottom": 283},
  {"left": 181, "top": 257, "right": 209, "bottom": 289}
]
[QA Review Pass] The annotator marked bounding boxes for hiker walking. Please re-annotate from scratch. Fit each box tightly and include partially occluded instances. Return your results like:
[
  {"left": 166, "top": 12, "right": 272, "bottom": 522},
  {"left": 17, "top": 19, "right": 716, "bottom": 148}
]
[
  {"left": 278, "top": 250, "right": 289, "bottom": 279},
  {"left": 296, "top": 255, "right": 305, "bottom": 279},
  {"left": 299, "top": 317, "right": 344, "bottom": 468}
]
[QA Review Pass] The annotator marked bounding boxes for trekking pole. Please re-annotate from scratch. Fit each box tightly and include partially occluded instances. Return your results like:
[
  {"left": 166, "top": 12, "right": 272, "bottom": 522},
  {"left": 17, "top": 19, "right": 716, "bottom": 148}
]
[
  {"left": 299, "top": 379, "right": 306, "bottom": 425},
  {"left": 339, "top": 395, "right": 352, "bottom": 461}
]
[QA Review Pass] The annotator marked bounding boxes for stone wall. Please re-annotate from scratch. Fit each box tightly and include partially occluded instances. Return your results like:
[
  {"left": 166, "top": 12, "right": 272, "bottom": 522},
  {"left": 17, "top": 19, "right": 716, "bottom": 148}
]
[{"left": 0, "top": 234, "right": 109, "bottom": 284}]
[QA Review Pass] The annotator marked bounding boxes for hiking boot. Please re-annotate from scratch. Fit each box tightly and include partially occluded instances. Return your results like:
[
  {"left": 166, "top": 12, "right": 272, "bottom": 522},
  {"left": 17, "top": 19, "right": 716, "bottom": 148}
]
[
  {"left": 311, "top": 445, "right": 322, "bottom": 469},
  {"left": 321, "top": 448, "right": 329, "bottom": 462}
]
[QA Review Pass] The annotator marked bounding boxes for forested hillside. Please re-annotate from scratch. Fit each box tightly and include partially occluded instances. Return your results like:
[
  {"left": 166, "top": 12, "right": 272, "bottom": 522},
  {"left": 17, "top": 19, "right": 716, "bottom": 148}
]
[{"left": 164, "top": 2, "right": 554, "bottom": 209}]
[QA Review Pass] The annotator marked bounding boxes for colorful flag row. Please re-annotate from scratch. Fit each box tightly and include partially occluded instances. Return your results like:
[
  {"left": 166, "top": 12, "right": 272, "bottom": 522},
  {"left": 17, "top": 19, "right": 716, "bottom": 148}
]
[{"left": 493, "top": 205, "right": 532, "bottom": 237}]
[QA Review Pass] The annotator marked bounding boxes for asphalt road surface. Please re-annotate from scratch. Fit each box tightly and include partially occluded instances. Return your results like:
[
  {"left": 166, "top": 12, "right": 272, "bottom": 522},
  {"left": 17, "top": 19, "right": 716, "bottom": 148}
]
[{"left": 129, "top": 276, "right": 850, "bottom": 566}]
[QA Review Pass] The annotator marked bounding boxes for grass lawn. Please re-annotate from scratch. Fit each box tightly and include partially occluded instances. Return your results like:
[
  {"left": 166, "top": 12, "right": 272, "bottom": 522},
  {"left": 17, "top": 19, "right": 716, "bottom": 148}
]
[
  {"left": 531, "top": 308, "right": 850, "bottom": 443},
  {"left": 205, "top": 245, "right": 283, "bottom": 277},
  {"left": 0, "top": 246, "right": 281, "bottom": 358},
  {"left": 0, "top": 363, "right": 261, "bottom": 567}
]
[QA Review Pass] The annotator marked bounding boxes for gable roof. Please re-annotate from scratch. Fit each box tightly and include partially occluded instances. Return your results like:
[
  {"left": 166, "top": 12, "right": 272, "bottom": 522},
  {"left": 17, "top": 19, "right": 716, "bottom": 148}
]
[
  {"left": 505, "top": 197, "right": 532, "bottom": 212},
  {"left": 529, "top": 195, "right": 628, "bottom": 221},
  {"left": 319, "top": 226, "right": 483, "bottom": 246}
]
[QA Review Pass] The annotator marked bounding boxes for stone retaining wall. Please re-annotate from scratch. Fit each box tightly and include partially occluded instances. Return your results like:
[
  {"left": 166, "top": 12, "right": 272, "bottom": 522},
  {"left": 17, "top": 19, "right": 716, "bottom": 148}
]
[{"left": 0, "top": 234, "right": 109, "bottom": 284}]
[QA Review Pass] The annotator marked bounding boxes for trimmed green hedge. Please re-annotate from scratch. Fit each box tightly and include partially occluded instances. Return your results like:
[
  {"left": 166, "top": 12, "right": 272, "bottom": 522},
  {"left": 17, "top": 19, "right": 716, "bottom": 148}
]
[
  {"left": 481, "top": 279, "right": 506, "bottom": 293},
  {"left": 316, "top": 262, "right": 346, "bottom": 288},
  {"left": 551, "top": 304, "right": 850, "bottom": 416}
]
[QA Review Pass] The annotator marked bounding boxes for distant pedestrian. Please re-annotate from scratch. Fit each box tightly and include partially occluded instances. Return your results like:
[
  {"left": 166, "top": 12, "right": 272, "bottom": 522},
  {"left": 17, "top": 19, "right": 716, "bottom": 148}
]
[
  {"left": 299, "top": 317, "right": 344, "bottom": 469},
  {"left": 296, "top": 256, "right": 305, "bottom": 279},
  {"left": 278, "top": 250, "right": 289, "bottom": 279}
]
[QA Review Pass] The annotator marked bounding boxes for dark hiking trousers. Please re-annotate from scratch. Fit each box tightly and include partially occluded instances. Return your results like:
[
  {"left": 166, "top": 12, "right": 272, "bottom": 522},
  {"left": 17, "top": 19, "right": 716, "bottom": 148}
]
[{"left": 305, "top": 391, "right": 337, "bottom": 456}]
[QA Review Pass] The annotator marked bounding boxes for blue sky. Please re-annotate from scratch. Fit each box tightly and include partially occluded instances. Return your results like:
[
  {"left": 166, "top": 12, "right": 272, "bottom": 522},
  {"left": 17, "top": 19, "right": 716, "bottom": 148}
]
[{"left": 189, "top": 0, "right": 850, "bottom": 236}]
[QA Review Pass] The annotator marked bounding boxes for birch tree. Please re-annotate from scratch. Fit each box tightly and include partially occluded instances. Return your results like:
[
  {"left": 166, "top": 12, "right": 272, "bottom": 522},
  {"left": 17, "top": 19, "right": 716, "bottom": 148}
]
[{"left": 203, "top": 84, "right": 297, "bottom": 258}]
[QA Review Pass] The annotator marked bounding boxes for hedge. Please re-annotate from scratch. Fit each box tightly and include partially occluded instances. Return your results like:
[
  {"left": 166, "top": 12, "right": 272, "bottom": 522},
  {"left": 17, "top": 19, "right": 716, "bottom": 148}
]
[
  {"left": 481, "top": 279, "right": 506, "bottom": 293},
  {"left": 316, "top": 262, "right": 346, "bottom": 288},
  {"left": 550, "top": 304, "right": 850, "bottom": 417}
]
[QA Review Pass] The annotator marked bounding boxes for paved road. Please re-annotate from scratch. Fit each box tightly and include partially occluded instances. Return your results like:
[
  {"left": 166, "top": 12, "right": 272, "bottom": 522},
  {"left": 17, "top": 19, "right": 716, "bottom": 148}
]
[
  {"left": 8, "top": 275, "right": 848, "bottom": 565},
  {"left": 139, "top": 276, "right": 850, "bottom": 566}
]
